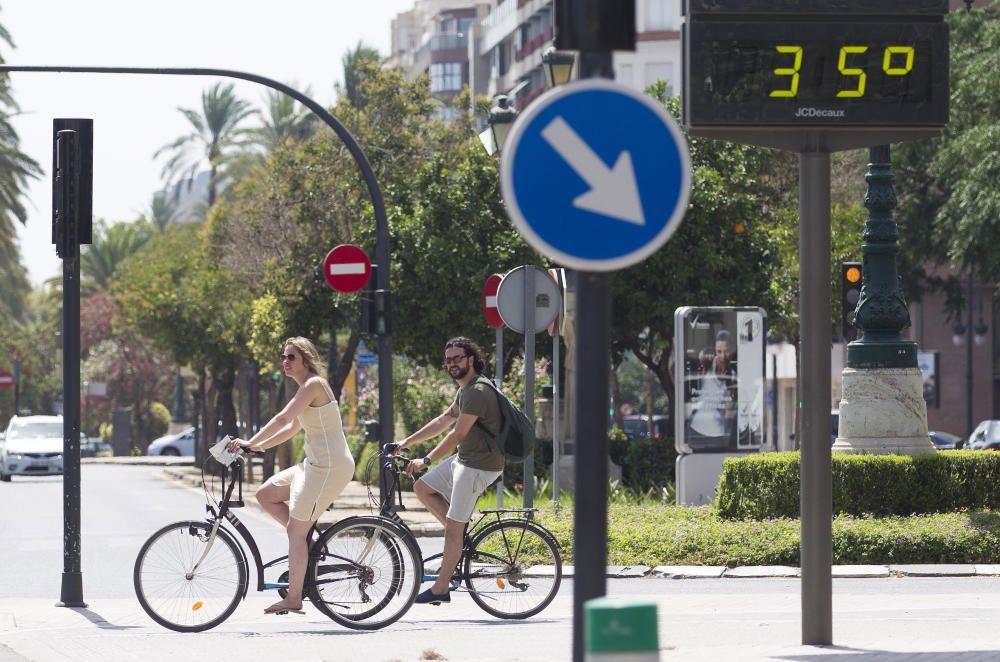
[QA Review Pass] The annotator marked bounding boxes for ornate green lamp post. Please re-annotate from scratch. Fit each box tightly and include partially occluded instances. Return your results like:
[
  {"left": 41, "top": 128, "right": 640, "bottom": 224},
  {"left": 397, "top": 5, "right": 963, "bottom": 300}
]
[
  {"left": 834, "top": 145, "right": 933, "bottom": 455},
  {"left": 847, "top": 145, "right": 917, "bottom": 370}
]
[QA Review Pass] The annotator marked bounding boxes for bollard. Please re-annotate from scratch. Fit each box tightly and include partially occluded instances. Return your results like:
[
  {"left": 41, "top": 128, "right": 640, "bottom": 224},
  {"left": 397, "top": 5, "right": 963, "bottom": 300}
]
[{"left": 584, "top": 597, "right": 659, "bottom": 661}]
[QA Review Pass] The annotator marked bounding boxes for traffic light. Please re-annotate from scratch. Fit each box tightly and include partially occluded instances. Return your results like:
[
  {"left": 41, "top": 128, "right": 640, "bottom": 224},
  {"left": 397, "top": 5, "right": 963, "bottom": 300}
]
[
  {"left": 359, "top": 265, "right": 391, "bottom": 336},
  {"left": 841, "top": 262, "right": 863, "bottom": 341}
]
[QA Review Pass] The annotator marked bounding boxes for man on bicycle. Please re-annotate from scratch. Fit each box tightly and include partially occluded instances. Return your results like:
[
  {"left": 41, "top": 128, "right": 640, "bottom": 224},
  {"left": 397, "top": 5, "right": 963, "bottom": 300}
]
[{"left": 387, "top": 336, "right": 504, "bottom": 605}]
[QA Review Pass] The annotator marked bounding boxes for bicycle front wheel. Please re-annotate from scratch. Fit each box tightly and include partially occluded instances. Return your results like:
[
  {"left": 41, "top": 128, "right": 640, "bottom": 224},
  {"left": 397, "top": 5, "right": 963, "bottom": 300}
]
[
  {"left": 465, "top": 520, "right": 562, "bottom": 619},
  {"left": 134, "top": 520, "right": 247, "bottom": 632},
  {"left": 307, "top": 516, "right": 421, "bottom": 630}
]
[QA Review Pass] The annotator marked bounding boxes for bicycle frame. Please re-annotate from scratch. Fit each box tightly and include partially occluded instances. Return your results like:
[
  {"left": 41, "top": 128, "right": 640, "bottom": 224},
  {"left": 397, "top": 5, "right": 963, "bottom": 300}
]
[
  {"left": 375, "top": 454, "right": 559, "bottom": 586},
  {"left": 200, "top": 457, "right": 308, "bottom": 595}
]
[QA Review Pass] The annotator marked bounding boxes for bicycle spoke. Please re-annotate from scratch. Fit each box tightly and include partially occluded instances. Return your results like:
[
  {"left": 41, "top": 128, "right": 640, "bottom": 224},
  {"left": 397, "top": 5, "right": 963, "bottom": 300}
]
[{"left": 465, "top": 521, "right": 561, "bottom": 619}]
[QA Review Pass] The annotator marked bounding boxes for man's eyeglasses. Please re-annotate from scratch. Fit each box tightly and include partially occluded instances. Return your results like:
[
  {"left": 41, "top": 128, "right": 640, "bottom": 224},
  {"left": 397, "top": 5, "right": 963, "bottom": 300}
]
[
  {"left": 281, "top": 354, "right": 298, "bottom": 362},
  {"left": 443, "top": 354, "right": 468, "bottom": 366}
]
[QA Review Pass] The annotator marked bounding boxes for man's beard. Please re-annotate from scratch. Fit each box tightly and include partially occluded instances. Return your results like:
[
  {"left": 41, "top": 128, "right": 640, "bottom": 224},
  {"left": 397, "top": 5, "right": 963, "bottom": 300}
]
[{"left": 450, "top": 364, "right": 470, "bottom": 380}]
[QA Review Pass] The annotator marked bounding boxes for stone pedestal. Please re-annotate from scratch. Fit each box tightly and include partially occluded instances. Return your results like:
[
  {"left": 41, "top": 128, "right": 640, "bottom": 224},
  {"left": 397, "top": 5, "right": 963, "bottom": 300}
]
[{"left": 832, "top": 367, "right": 935, "bottom": 455}]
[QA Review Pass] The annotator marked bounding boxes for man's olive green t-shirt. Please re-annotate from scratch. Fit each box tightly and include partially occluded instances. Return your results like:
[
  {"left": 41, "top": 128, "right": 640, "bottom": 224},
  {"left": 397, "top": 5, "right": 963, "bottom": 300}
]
[{"left": 454, "top": 380, "right": 505, "bottom": 472}]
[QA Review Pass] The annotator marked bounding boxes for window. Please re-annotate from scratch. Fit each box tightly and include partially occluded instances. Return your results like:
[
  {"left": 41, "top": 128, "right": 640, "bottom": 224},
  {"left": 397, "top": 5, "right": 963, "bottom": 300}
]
[
  {"left": 430, "top": 62, "right": 463, "bottom": 92},
  {"left": 645, "top": 0, "right": 671, "bottom": 31}
]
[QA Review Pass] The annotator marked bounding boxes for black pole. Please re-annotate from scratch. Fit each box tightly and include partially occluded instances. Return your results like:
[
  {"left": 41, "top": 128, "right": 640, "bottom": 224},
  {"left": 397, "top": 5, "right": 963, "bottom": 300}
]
[
  {"left": 54, "top": 122, "right": 89, "bottom": 608},
  {"left": 571, "top": 49, "right": 614, "bottom": 662},
  {"left": 967, "top": 273, "right": 974, "bottom": 438},
  {"left": 799, "top": 151, "right": 832, "bottom": 644},
  {"left": 0, "top": 64, "right": 393, "bottom": 505}
]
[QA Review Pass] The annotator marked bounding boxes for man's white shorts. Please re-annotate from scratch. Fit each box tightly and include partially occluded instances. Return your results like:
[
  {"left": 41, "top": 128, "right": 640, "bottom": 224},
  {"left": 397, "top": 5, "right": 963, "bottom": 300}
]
[{"left": 418, "top": 455, "right": 502, "bottom": 522}]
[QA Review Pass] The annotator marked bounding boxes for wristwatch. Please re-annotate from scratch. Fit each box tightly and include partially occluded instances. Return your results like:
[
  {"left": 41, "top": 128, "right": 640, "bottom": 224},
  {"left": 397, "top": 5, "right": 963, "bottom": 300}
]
[{"left": 422, "top": 456, "right": 432, "bottom": 466}]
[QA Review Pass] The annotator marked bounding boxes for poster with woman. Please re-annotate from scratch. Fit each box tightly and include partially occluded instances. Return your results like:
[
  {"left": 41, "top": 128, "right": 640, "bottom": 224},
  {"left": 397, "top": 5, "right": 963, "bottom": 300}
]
[{"left": 674, "top": 307, "right": 766, "bottom": 454}]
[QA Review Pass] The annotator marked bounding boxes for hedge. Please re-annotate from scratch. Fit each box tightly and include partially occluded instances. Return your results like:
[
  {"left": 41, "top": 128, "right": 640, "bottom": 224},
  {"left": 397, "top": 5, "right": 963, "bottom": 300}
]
[
  {"left": 716, "top": 450, "right": 1000, "bottom": 520},
  {"left": 534, "top": 501, "right": 1000, "bottom": 566}
]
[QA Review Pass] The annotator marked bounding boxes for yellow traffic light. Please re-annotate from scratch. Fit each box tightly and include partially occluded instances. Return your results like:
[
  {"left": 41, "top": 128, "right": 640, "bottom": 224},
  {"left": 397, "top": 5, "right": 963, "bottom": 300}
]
[{"left": 845, "top": 266, "right": 861, "bottom": 283}]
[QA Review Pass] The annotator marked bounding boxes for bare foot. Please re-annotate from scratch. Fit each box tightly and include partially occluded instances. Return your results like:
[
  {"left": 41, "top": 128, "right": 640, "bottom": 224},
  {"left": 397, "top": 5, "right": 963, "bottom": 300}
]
[{"left": 264, "top": 599, "right": 304, "bottom": 614}]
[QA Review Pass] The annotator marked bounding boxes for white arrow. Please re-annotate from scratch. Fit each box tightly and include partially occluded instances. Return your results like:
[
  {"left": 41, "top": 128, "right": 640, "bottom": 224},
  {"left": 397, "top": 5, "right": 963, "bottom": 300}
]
[{"left": 541, "top": 116, "right": 645, "bottom": 225}]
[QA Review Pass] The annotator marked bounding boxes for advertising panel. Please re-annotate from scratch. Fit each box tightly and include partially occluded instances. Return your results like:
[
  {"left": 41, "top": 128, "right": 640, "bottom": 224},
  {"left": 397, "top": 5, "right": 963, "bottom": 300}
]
[{"left": 674, "top": 307, "right": 767, "bottom": 454}]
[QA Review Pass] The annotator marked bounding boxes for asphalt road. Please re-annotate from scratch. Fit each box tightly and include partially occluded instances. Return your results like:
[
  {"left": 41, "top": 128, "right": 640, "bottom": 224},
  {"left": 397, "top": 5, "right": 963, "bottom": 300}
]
[{"left": 6, "top": 467, "right": 1000, "bottom": 660}]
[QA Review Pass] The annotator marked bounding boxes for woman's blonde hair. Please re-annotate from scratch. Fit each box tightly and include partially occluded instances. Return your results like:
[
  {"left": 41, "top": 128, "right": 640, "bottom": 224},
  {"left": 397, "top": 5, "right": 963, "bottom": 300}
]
[{"left": 284, "top": 337, "right": 327, "bottom": 380}]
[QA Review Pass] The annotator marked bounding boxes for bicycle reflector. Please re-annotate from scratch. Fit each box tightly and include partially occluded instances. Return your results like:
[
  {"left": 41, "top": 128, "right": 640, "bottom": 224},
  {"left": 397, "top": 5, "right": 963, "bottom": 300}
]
[
  {"left": 496, "top": 578, "right": 505, "bottom": 589},
  {"left": 192, "top": 601, "right": 204, "bottom": 611}
]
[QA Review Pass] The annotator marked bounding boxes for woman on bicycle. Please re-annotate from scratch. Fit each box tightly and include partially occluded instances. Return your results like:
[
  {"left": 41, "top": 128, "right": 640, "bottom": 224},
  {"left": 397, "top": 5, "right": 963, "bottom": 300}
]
[{"left": 227, "top": 336, "right": 354, "bottom": 615}]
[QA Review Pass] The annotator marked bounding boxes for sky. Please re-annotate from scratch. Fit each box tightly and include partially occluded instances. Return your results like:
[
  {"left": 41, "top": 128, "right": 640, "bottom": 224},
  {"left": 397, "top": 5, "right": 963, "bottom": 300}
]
[{"left": 4, "top": 0, "right": 414, "bottom": 286}]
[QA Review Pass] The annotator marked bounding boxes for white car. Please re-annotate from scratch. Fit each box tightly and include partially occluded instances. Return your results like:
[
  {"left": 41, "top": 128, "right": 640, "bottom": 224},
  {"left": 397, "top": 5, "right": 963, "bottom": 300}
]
[
  {"left": 0, "top": 415, "right": 65, "bottom": 481},
  {"left": 147, "top": 428, "right": 196, "bottom": 456}
]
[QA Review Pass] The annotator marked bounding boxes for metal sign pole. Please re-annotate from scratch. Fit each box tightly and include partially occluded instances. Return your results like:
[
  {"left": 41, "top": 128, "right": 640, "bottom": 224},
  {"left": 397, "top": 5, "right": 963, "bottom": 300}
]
[
  {"left": 495, "top": 326, "right": 504, "bottom": 508},
  {"left": 523, "top": 266, "right": 536, "bottom": 508},
  {"left": 799, "top": 151, "right": 833, "bottom": 644},
  {"left": 552, "top": 327, "right": 560, "bottom": 501}
]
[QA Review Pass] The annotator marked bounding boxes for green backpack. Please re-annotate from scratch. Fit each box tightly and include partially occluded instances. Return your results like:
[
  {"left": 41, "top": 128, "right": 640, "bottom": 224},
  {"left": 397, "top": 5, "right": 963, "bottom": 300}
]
[{"left": 474, "top": 377, "right": 536, "bottom": 463}]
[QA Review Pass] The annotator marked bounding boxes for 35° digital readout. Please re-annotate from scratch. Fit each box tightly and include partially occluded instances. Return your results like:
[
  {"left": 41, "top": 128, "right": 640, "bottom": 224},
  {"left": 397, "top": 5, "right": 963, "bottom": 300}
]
[{"left": 685, "top": 21, "right": 948, "bottom": 127}]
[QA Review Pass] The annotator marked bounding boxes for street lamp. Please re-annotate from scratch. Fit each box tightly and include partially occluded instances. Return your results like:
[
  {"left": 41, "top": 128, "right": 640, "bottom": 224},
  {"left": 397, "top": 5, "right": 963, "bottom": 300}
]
[
  {"left": 952, "top": 274, "right": 989, "bottom": 438},
  {"left": 541, "top": 47, "right": 576, "bottom": 89},
  {"left": 487, "top": 94, "right": 518, "bottom": 155}
]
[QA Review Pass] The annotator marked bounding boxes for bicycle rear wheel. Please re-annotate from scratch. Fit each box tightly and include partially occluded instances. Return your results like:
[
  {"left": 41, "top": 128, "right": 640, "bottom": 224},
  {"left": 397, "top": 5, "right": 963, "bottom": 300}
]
[
  {"left": 134, "top": 520, "right": 247, "bottom": 632},
  {"left": 307, "top": 516, "right": 421, "bottom": 630},
  {"left": 465, "top": 520, "right": 561, "bottom": 619}
]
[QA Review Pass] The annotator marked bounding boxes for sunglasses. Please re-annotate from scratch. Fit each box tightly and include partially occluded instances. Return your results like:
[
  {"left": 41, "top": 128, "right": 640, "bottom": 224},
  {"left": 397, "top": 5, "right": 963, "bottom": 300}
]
[
  {"left": 281, "top": 354, "right": 298, "bottom": 362},
  {"left": 443, "top": 354, "right": 468, "bottom": 366}
]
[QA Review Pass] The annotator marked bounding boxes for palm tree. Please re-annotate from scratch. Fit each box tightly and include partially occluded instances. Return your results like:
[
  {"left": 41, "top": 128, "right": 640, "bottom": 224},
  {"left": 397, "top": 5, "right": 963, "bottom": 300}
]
[
  {"left": 154, "top": 82, "right": 256, "bottom": 208},
  {"left": 340, "top": 42, "right": 382, "bottom": 109},
  {"left": 79, "top": 220, "right": 152, "bottom": 295},
  {"left": 248, "top": 86, "right": 317, "bottom": 153},
  {"left": 139, "top": 193, "right": 180, "bottom": 233},
  {"left": 0, "top": 19, "right": 43, "bottom": 322}
]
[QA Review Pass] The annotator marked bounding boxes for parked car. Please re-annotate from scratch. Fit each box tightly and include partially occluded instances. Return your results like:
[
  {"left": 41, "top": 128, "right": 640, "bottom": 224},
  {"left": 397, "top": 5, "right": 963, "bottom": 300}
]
[
  {"left": 622, "top": 414, "right": 670, "bottom": 441},
  {"left": 147, "top": 427, "right": 195, "bottom": 456},
  {"left": 928, "top": 431, "right": 962, "bottom": 451},
  {"left": 966, "top": 420, "right": 1000, "bottom": 451},
  {"left": 80, "top": 439, "right": 113, "bottom": 458},
  {"left": 0, "top": 415, "right": 65, "bottom": 481}
]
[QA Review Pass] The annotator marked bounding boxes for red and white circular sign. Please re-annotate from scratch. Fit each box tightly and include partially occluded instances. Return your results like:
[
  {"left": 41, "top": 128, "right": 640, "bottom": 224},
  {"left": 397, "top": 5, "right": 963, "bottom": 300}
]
[
  {"left": 323, "top": 244, "right": 371, "bottom": 293},
  {"left": 482, "top": 273, "right": 504, "bottom": 329},
  {"left": 0, "top": 371, "right": 13, "bottom": 390}
]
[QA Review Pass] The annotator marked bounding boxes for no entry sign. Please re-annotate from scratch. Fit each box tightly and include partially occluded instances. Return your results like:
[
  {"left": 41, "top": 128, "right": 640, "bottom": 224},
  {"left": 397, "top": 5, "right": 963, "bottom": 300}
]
[
  {"left": 323, "top": 244, "right": 371, "bottom": 293},
  {"left": 0, "top": 371, "right": 13, "bottom": 390},
  {"left": 483, "top": 273, "right": 504, "bottom": 329}
]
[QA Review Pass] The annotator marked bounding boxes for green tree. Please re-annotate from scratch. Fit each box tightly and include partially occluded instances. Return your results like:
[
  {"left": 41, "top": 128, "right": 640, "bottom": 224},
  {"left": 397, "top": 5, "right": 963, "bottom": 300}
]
[
  {"left": 893, "top": 7, "right": 1000, "bottom": 316},
  {"left": 80, "top": 219, "right": 153, "bottom": 295},
  {"left": 248, "top": 86, "right": 318, "bottom": 153},
  {"left": 339, "top": 42, "right": 381, "bottom": 109},
  {"left": 0, "top": 18, "right": 42, "bottom": 322},
  {"left": 155, "top": 82, "right": 256, "bottom": 207},
  {"left": 139, "top": 193, "right": 180, "bottom": 232},
  {"left": 115, "top": 222, "right": 251, "bottom": 444},
  {"left": 610, "top": 92, "right": 783, "bottom": 403}
]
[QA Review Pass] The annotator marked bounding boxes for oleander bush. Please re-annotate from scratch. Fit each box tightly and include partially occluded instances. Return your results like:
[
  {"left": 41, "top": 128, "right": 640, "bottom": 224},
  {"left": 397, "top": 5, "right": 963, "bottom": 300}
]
[
  {"left": 716, "top": 451, "right": 1000, "bottom": 520},
  {"left": 531, "top": 501, "right": 1000, "bottom": 566}
]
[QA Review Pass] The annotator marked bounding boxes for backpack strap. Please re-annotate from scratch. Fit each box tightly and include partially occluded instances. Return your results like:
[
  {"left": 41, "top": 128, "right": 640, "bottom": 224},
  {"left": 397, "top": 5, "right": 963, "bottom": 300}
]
[{"left": 471, "top": 377, "right": 503, "bottom": 443}]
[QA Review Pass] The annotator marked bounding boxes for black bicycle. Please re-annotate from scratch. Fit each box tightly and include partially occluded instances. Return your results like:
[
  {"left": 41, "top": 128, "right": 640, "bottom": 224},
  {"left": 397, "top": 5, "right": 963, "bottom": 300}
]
[
  {"left": 133, "top": 450, "right": 422, "bottom": 632},
  {"left": 375, "top": 452, "right": 563, "bottom": 620}
]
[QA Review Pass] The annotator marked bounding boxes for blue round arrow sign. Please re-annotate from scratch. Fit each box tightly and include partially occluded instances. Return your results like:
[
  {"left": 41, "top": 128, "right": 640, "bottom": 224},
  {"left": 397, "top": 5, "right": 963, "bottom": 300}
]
[{"left": 500, "top": 79, "right": 691, "bottom": 272}]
